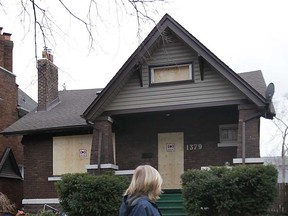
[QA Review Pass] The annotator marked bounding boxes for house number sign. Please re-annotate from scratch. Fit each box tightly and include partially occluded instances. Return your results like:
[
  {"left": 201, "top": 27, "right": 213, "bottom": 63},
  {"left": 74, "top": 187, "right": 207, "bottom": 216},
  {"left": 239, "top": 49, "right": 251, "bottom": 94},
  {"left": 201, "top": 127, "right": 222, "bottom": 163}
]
[{"left": 186, "top": 144, "right": 202, "bottom": 151}]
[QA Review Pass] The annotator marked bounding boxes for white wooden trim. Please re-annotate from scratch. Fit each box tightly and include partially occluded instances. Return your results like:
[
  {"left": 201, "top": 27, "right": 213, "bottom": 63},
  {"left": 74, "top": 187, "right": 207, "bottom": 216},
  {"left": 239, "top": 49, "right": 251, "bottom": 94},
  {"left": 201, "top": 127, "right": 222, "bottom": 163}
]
[
  {"left": 0, "top": 66, "right": 14, "bottom": 75},
  {"left": 115, "top": 170, "right": 135, "bottom": 175},
  {"left": 86, "top": 163, "right": 119, "bottom": 170},
  {"left": 22, "top": 198, "right": 59, "bottom": 205},
  {"left": 217, "top": 142, "right": 238, "bottom": 147},
  {"left": 48, "top": 176, "right": 61, "bottom": 181},
  {"left": 201, "top": 167, "right": 211, "bottom": 171},
  {"left": 233, "top": 158, "right": 264, "bottom": 164}
]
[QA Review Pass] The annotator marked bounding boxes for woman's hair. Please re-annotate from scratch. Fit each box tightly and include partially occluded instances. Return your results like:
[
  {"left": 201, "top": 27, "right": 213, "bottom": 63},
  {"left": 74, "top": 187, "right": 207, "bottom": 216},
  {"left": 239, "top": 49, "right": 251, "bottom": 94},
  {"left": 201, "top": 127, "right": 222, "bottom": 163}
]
[
  {"left": 124, "top": 165, "right": 163, "bottom": 202},
  {"left": 0, "top": 192, "right": 16, "bottom": 214}
]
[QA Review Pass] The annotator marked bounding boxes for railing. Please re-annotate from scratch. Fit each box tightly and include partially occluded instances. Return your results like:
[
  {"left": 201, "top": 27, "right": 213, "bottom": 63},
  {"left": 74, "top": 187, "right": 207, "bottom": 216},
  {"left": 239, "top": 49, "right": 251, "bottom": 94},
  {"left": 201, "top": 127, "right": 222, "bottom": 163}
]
[
  {"left": 267, "top": 183, "right": 288, "bottom": 215},
  {"left": 43, "top": 204, "right": 68, "bottom": 216}
]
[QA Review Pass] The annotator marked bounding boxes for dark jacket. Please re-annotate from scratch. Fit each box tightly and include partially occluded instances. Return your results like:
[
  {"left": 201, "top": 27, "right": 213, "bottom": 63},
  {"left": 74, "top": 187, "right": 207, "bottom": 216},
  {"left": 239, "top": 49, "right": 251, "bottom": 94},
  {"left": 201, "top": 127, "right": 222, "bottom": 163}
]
[{"left": 119, "top": 195, "right": 162, "bottom": 216}]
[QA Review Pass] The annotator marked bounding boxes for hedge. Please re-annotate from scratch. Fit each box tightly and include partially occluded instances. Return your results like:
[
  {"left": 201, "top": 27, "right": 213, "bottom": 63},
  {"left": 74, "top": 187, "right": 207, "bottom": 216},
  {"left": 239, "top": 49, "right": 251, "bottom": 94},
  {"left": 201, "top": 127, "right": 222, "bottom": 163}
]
[
  {"left": 181, "top": 165, "right": 278, "bottom": 216},
  {"left": 55, "top": 173, "right": 129, "bottom": 216}
]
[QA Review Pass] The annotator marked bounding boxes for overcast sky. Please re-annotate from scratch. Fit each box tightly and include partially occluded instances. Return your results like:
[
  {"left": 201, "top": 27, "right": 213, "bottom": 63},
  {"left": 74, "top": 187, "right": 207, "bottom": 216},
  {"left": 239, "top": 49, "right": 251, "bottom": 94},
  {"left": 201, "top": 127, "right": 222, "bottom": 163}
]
[{"left": 1, "top": 0, "right": 287, "bottom": 156}]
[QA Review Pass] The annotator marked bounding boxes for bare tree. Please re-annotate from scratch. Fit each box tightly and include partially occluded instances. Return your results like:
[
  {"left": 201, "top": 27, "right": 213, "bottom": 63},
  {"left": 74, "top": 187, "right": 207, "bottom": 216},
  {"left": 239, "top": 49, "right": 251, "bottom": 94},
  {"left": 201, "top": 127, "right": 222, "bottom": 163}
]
[
  {"left": 272, "top": 95, "right": 288, "bottom": 183},
  {"left": 2, "top": 0, "right": 166, "bottom": 61}
]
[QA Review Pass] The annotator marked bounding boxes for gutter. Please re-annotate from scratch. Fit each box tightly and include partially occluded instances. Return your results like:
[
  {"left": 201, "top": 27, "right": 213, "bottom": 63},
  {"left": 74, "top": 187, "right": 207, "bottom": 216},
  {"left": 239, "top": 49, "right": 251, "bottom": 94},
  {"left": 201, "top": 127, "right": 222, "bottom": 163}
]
[{"left": 0, "top": 125, "right": 93, "bottom": 136}]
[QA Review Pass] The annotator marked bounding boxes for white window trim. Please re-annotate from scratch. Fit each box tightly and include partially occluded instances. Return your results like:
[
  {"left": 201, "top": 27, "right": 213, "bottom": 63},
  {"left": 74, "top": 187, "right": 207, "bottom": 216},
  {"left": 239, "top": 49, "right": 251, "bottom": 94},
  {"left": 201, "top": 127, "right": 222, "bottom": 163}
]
[
  {"left": 48, "top": 176, "right": 62, "bottom": 181},
  {"left": 22, "top": 198, "right": 59, "bottom": 205},
  {"left": 217, "top": 142, "right": 239, "bottom": 147},
  {"left": 85, "top": 163, "right": 119, "bottom": 170},
  {"left": 115, "top": 170, "right": 135, "bottom": 175},
  {"left": 233, "top": 158, "right": 264, "bottom": 164},
  {"left": 150, "top": 63, "right": 193, "bottom": 84}
]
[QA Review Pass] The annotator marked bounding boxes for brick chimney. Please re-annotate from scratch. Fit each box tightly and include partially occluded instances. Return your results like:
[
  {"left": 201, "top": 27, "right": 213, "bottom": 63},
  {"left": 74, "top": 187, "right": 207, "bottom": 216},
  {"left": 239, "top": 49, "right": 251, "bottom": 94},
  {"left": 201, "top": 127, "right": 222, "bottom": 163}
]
[
  {"left": 37, "top": 49, "right": 59, "bottom": 111},
  {"left": 0, "top": 27, "right": 13, "bottom": 72}
]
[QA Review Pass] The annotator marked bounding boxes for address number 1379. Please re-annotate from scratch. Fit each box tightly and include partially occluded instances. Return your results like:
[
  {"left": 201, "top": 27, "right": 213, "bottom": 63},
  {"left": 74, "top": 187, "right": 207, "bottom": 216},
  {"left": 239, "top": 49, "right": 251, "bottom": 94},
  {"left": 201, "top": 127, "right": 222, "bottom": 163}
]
[{"left": 186, "top": 144, "right": 202, "bottom": 151}]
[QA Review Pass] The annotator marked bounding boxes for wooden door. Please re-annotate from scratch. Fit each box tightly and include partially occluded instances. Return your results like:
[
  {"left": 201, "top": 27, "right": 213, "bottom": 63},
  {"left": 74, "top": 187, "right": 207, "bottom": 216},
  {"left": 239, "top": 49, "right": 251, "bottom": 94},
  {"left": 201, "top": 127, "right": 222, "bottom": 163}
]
[{"left": 158, "top": 132, "right": 184, "bottom": 189}]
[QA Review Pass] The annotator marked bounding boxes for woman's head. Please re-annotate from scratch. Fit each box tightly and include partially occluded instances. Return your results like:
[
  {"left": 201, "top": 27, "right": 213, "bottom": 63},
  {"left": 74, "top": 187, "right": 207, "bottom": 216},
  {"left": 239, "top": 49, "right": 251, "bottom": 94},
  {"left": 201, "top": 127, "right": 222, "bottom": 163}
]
[
  {"left": 0, "top": 192, "right": 16, "bottom": 215},
  {"left": 125, "top": 165, "right": 163, "bottom": 202}
]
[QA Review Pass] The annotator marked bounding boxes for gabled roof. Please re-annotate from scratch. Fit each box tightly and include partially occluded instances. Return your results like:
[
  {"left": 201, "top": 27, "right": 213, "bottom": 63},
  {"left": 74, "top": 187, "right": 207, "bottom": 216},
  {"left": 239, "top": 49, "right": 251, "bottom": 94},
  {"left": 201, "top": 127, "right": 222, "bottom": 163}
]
[
  {"left": 2, "top": 89, "right": 100, "bottom": 135},
  {"left": 238, "top": 70, "right": 267, "bottom": 98},
  {"left": 82, "top": 13, "right": 270, "bottom": 122},
  {"left": 0, "top": 148, "right": 22, "bottom": 179}
]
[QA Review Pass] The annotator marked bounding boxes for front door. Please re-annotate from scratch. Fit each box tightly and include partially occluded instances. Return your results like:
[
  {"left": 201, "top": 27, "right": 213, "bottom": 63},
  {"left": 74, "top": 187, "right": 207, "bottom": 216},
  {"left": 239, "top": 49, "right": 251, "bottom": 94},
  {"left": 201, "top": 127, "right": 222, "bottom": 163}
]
[{"left": 158, "top": 132, "right": 184, "bottom": 189}]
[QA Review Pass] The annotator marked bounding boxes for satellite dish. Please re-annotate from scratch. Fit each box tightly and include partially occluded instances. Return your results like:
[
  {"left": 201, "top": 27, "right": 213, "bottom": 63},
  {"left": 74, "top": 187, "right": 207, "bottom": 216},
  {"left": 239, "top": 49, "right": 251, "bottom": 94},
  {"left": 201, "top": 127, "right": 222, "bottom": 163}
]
[{"left": 265, "top": 82, "right": 275, "bottom": 102}]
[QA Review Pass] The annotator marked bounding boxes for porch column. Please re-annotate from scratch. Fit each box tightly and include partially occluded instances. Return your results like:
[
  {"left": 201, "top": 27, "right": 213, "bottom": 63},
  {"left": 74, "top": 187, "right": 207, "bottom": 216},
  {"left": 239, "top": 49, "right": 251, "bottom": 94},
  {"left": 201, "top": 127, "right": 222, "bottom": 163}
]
[
  {"left": 236, "top": 104, "right": 261, "bottom": 160},
  {"left": 87, "top": 116, "right": 118, "bottom": 174}
]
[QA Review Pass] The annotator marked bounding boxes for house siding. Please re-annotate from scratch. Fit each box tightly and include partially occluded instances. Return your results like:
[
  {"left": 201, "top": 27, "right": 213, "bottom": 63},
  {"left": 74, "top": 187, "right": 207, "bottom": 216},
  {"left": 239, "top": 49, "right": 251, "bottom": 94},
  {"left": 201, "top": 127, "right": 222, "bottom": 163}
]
[{"left": 105, "top": 36, "right": 246, "bottom": 111}]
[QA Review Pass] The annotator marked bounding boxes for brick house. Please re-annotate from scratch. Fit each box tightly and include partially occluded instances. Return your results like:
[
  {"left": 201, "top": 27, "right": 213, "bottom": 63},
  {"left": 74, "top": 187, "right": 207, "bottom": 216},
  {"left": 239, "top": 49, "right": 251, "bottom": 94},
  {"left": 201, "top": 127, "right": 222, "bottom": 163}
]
[
  {"left": 0, "top": 28, "right": 37, "bottom": 209},
  {"left": 2, "top": 14, "right": 275, "bottom": 212}
]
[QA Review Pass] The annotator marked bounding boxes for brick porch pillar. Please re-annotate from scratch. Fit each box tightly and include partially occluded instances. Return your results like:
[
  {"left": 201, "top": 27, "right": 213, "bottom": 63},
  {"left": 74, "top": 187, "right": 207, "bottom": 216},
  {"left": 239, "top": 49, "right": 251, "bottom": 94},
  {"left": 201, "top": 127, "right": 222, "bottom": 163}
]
[
  {"left": 88, "top": 116, "right": 118, "bottom": 174},
  {"left": 236, "top": 104, "right": 261, "bottom": 161}
]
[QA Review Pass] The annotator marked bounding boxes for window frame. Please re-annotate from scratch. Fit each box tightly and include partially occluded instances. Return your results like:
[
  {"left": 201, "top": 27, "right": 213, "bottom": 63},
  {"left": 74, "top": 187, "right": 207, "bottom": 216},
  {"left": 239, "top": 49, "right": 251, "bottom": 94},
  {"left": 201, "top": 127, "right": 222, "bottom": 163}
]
[
  {"left": 149, "top": 62, "right": 194, "bottom": 85},
  {"left": 218, "top": 124, "right": 238, "bottom": 147}
]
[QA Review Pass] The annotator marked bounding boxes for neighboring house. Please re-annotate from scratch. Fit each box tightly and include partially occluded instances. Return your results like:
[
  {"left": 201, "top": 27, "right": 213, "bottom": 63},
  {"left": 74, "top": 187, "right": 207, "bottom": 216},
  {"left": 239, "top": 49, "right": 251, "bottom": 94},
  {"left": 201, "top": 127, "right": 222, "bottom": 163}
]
[
  {"left": 0, "top": 28, "right": 37, "bottom": 209},
  {"left": 2, "top": 14, "right": 275, "bottom": 212}
]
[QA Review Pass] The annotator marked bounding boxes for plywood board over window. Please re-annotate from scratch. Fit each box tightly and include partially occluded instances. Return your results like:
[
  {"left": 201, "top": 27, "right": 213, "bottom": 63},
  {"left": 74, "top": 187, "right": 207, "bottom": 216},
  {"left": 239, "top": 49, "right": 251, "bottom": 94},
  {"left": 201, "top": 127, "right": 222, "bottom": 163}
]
[
  {"left": 151, "top": 63, "right": 192, "bottom": 84},
  {"left": 53, "top": 134, "right": 92, "bottom": 175}
]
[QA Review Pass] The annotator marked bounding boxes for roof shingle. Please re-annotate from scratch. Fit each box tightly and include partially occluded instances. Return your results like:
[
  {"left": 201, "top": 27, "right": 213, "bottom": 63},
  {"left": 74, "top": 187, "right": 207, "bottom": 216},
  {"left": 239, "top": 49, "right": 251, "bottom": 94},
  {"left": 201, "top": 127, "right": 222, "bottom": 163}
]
[{"left": 2, "top": 89, "right": 100, "bottom": 135}]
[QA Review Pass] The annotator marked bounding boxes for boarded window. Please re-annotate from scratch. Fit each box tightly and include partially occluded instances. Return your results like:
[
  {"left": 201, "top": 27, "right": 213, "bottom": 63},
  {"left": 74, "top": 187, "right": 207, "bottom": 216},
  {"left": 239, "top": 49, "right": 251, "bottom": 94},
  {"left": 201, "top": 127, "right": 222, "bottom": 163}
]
[
  {"left": 151, "top": 64, "right": 192, "bottom": 84},
  {"left": 53, "top": 134, "right": 92, "bottom": 175}
]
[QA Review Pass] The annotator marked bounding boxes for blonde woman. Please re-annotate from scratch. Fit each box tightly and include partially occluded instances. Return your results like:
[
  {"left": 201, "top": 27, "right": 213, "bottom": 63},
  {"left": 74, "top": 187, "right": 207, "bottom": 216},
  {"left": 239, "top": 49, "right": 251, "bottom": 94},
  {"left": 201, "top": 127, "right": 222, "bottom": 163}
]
[
  {"left": 0, "top": 193, "right": 24, "bottom": 216},
  {"left": 119, "top": 165, "right": 163, "bottom": 216}
]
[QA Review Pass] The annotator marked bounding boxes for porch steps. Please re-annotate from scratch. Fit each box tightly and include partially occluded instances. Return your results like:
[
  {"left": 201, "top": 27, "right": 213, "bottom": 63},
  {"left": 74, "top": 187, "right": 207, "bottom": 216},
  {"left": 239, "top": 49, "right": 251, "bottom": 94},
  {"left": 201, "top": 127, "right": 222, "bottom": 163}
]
[{"left": 157, "top": 190, "right": 187, "bottom": 216}]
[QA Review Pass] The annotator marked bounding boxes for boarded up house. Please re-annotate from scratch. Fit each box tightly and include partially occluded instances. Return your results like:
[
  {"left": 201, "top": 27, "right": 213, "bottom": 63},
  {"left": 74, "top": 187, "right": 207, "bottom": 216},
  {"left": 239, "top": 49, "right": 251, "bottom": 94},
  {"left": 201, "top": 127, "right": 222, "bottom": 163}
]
[{"left": 2, "top": 14, "right": 275, "bottom": 212}]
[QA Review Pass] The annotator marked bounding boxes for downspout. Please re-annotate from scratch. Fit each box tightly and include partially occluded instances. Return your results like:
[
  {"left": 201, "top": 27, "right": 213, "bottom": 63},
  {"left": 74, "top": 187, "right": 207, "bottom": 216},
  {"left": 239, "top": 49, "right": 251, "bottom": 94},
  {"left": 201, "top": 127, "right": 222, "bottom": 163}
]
[
  {"left": 242, "top": 121, "right": 246, "bottom": 164},
  {"left": 97, "top": 130, "right": 102, "bottom": 175}
]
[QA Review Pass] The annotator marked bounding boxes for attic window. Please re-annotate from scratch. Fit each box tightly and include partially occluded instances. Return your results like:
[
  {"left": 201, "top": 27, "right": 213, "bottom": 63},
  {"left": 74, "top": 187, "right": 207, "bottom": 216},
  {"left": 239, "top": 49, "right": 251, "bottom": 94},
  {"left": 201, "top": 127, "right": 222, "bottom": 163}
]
[{"left": 150, "top": 63, "right": 193, "bottom": 84}]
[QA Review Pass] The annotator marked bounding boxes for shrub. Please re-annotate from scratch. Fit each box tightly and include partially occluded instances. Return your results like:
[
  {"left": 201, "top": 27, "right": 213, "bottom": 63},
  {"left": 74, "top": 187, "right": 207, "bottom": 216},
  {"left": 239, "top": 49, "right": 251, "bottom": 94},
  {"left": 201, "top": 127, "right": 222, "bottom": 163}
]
[
  {"left": 55, "top": 173, "right": 129, "bottom": 216},
  {"left": 181, "top": 165, "right": 278, "bottom": 216}
]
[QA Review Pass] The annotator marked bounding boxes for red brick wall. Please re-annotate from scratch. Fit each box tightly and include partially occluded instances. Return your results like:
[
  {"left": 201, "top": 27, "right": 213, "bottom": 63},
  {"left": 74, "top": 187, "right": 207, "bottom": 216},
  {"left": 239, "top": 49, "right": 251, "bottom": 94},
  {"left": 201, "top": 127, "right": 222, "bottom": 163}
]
[
  {"left": 90, "top": 117, "right": 114, "bottom": 167},
  {"left": 237, "top": 104, "right": 260, "bottom": 158},
  {"left": 0, "top": 32, "right": 13, "bottom": 72},
  {"left": 37, "top": 59, "right": 59, "bottom": 111},
  {"left": 0, "top": 178, "right": 23, "bottom": 209},
  {"left": 0, "top": 32, "right": 23, "bottom": 208},
  {"left": 21, "top": 134, "right": 58, "bottom": 213},
  {"left": 0, "top": 70, "right": 18, "bottom": 130},
  {"left": 0, "top": 31, "right": 20, "bottom": 162},
  {"left": 22, "top": 135, "right": 57, "bottom": 200},
  {"left": 115, "top": 106, "right": 240, "bottom": 170}
]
